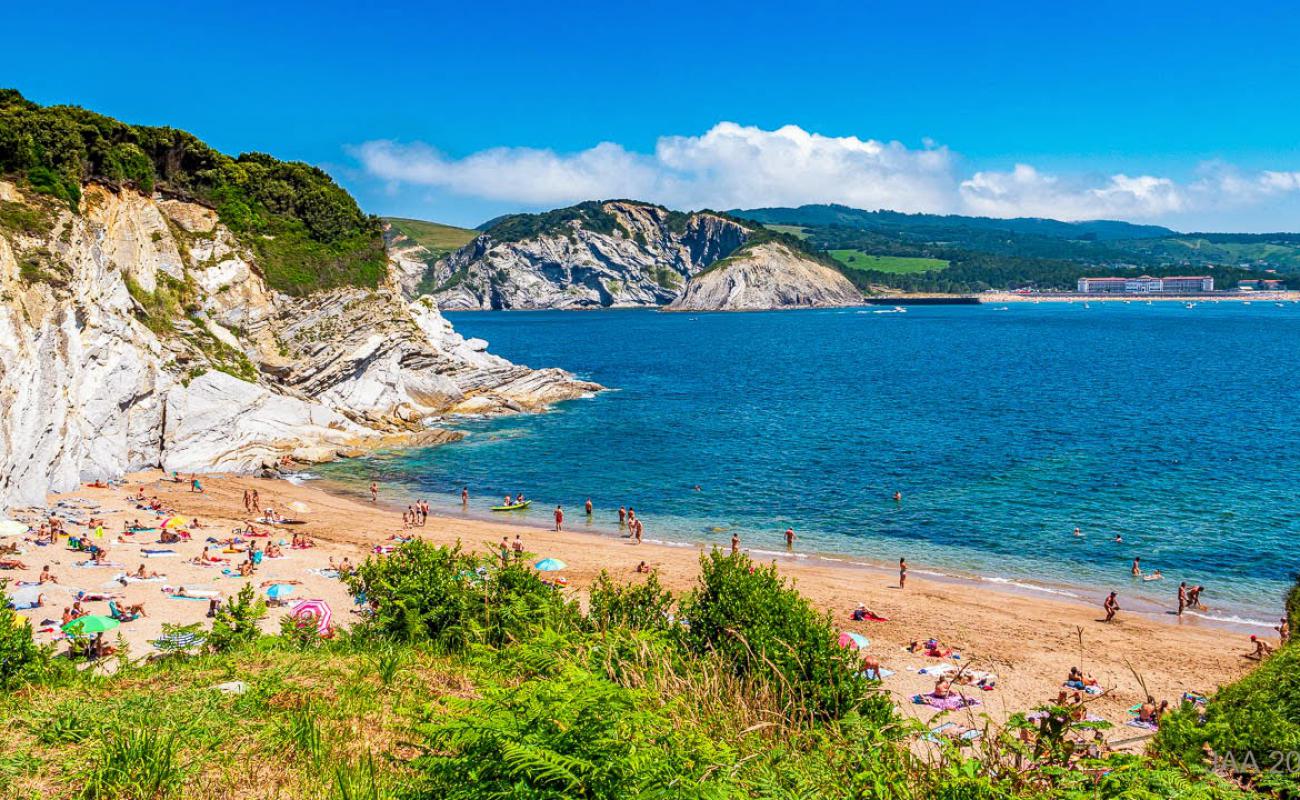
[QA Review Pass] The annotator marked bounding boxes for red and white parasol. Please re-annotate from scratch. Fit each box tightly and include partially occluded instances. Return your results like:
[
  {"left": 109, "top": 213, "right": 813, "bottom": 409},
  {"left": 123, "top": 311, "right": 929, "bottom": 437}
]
[{"left": 290, "top": 599, "right": 333, "bottom": 636}]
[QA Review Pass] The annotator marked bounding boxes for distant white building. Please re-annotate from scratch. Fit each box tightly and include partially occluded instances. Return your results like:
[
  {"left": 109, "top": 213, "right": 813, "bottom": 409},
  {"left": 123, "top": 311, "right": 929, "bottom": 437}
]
[{"left": 1077, "top": 275, "right": 1213, "bottom": 294}]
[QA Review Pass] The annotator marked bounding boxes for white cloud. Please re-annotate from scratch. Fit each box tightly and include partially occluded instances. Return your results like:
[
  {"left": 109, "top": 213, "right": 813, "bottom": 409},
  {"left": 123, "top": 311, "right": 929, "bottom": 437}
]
[
  {"left": 355, "top": 123, "right": 1300, "bottom": 223},
  {"left": 959, "top": 165, "right": 1187, "bottom": 220}
]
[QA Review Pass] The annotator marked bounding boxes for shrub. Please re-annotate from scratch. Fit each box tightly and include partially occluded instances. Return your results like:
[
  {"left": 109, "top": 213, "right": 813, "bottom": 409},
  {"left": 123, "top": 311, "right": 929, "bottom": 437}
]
[
  {"left": 588, "top": 569, "right": 675, "bottom": 632},
  {"left": 344, "top": 540, "right": 581, "bottom": 652},
  {"left": 207, "top": 583, "right": 266, "bottom": 653},
  {"left": 0, "top": 602, "right": 55, "bottom": 690},
  {"left": 677, "top": 550, "right": 887, "bottom": 722},
  {"left": 408, "top": 663, "right": 738, "bottom": 799}
]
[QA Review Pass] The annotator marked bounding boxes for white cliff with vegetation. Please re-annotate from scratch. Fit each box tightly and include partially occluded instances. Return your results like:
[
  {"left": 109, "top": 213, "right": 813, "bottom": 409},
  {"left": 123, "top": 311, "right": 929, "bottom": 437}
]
[
  {"left": 0, "top": 181, "right": 599, "bottom": 508},
  {"left": 667, "top": 241, "right": 864, "bottom": 311}
]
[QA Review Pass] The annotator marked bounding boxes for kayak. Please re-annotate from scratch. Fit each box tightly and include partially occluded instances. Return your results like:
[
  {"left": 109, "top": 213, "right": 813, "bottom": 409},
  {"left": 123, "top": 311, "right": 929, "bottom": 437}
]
[{"left": 490, "top": 500, "right": 532, "bottom": 512}]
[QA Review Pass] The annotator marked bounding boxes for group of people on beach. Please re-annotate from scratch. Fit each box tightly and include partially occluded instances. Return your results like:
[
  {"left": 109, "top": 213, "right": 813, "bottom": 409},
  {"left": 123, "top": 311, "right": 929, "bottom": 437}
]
[{"left": 404, "top": 500, "right": 430, "bottom": 528}]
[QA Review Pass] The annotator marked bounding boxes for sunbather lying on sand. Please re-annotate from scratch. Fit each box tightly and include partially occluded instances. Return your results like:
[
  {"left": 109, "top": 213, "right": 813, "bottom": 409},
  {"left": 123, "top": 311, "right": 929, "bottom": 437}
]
[
  {"left": 129, "top": 564, "right": 162, "bottom": 580},
  {"left": 0, "top": 558, "right": 30, "bottom": 570},
  {"left": 908, "top": 638, "right": 954, "bottom": 658}
]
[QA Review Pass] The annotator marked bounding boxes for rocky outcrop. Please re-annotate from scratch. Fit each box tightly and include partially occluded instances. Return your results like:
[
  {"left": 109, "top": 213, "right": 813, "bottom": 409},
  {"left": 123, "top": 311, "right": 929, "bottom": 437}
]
[
  {"left": 427, "top": 201, "right": 749, "bottom": 309},
  {"left": 0, "top": 181, "right": 599, "bottom": 509},
  {"left": 666, "top": 242, "right": 863, "bottom": 311}
]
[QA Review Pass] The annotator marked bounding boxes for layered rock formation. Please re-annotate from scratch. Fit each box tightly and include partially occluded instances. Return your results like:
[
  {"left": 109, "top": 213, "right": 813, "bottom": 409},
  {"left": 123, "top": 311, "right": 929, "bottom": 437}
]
[
  {"left": 666, "top": 242, "right": 863, "bottom": 311},
  {"left": 0, "top": 181, "right": 599, "bottom": 509},
  {"left": 426, "top": 201, "right": 749, "bottom": 309}
]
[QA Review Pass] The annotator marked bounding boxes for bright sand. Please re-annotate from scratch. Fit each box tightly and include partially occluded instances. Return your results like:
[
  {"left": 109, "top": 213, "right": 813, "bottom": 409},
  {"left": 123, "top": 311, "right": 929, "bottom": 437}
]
[{"left": 8, "top": 470, "right": 1261, "bottom": 737}]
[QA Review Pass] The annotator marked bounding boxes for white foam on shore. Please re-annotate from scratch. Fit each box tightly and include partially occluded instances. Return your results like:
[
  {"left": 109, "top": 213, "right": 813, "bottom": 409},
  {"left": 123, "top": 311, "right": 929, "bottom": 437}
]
[
  {"left": 1184, "top": 610, "right": 1274, "bottom": 629},
  {"left": 284, "top": 473, "right": 319, "bottom": 485},
  {"left": 982, "top": 576, "right": 1080, "bottom": 598}
]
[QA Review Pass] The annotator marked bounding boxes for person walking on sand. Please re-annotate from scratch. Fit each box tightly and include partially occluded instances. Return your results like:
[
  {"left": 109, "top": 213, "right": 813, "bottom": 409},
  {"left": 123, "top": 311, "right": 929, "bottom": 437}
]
[
  {"left": 1277, "top": 617, "right": 1290, "bottom": 644},
  {"left": 461, "top": 486, "right": 469, "bottom": 505},
  {"left": 585, "top": 498, "right": 593, "bottom": 516},
  {"left": 1177, "top": 582, "right": 1188, "bottom": 616},
  {"left": 785, "top": 527, "right": 795, "bottom": 549},
  {"left": 512, "top": 534, "right": 523, "bottom": 557},
  {"left": 499, "top": 537, "right": 510, "bottom": 566},
  {"left": 634, "top": 518, "right": 643, "bottom": 544},
  {"left": 1103, "top": 591, "right": 1120, "bottom": 623},
  {"left": 899, "top": 557, "right": 908, "bottom": 589},
  {"left": 1131, "top": 557, "right": 1142, "bottom": 577},
  {"left": 731, "top": 532, "right": 740, "bottom": 555},
  {"left": 243, "top": 489, "right": 252, "bottom": 512},
  {"left": 370, "top": 482, "right": 378, "bottom": 503},
  {"left": 554, "top": 505, "right": 564, "bottom": 531}
]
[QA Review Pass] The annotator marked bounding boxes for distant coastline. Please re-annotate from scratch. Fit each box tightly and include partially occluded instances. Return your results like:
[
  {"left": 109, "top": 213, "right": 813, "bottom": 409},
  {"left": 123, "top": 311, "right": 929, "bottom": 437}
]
[{"left": 862, "top": 290, "right": 1300, "bottom": 304}]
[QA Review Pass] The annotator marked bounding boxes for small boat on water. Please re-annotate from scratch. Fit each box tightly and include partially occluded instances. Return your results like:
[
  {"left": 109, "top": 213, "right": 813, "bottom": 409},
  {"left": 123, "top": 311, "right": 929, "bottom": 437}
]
[
  {"left": 873, "top": 306, "right": 907, "bottom": 314},
  {"left": 1185, "top": 302, "right": 1197, "bottom": 309},
  {"left": 491, "top": 500, "right": 532, "bottom": 512},
  {"left": 991, "top": 306, "right": 1009, "bottom": 311}
]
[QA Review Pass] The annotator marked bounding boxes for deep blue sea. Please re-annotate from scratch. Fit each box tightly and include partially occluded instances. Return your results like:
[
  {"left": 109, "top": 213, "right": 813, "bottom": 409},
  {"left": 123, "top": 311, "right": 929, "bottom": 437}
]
[{"left": 316, "top": 302, "right": 1300, "bottom": 627}]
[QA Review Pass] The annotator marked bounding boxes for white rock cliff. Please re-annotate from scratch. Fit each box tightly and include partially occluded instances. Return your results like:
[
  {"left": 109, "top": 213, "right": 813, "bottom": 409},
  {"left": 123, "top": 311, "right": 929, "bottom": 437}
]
[
  {"left": 666, "top": 242, "right": 864, "bottom": 311},
  {"left": 0, "top": 182, "right": 599, "bottom": 510}
]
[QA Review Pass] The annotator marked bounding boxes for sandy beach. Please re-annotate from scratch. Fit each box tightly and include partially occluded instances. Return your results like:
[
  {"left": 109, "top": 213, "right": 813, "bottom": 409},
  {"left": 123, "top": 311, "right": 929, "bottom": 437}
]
[{"left": 4, "top": 470, "right": 1262, "bottom": 739}]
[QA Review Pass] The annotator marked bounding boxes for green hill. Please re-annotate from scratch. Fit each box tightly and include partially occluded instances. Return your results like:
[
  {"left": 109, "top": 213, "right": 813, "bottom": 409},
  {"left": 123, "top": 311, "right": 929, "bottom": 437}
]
[
  {"left": 0, "top": 89, "right": 384, "bottom": 295},
  {"left": 384, "top": 217, "right": 478, "bottom": 258}
]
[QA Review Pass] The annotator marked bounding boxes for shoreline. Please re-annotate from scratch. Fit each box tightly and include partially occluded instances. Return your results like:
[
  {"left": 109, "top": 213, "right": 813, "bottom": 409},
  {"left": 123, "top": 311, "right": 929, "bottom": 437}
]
[
  {"left": 11, "top": 470, "right": 1265, "bottom": 731},
  {"left": 305, "top": 472, "right": 1281, "bottom": 634}
]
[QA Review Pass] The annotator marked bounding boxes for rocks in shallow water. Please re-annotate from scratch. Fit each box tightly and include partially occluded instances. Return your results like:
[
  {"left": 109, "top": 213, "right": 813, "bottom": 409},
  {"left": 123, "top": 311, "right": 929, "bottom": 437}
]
[{"left": 667, "top": 242, "right": 864, "bottom": 311}]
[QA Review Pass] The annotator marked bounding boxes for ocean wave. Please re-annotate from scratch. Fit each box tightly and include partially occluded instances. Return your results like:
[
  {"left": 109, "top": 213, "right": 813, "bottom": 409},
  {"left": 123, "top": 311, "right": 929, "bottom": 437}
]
[
  {"left": 284, "top": 473, "right": 319, "bottom": 485},
  {"left": 749, "top": 548, "right": 809, "bottom": 560}
]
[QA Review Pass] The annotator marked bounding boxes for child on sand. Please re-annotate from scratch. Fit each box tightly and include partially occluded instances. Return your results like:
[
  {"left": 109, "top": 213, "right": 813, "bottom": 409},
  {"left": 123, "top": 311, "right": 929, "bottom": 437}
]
[
  {"left": 1103, "top": 591, "right": 1119, "bottom": 622},
  {"left": 1246, "top": 635, "right": 1274, "bottom": 660}
]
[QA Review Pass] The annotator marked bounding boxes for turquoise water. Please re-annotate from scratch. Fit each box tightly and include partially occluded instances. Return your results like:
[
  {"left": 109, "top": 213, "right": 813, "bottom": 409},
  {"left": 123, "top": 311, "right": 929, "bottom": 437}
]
[{"left": 316, "top": 303, "right": 1300, "bottom": 627}]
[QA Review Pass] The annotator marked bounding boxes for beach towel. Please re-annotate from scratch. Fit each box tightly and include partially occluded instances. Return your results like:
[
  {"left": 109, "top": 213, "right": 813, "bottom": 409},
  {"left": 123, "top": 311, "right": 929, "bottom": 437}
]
[
  {"left": 862, "top": 668, "right": 895, "bottom": 680},
  {"left": 306, "top": 568, "right": 340, "bottom": 579},
  {"left": 108, "top": 573, "right": 166, "bottom": 584},
  {"left": 919, "top": 663, "right": 958, "bottom": 676},
  {"left": 1126, "top": 719, "right": 1159, "bottom": 731},
  {"left": 168, "top": 594, "right": 211, "bottom": 601},
  {"left": 74, "top": 560, "right": 124, "bottom": 568},
  {"left": 912, "top": 693, "right": 980, "bottom": 710},
  {"left": 141, "top": 549, "right": 177, "bottom": 557},
  {"left": 925, "top": 722, "right": 983, "bottom": 743}
]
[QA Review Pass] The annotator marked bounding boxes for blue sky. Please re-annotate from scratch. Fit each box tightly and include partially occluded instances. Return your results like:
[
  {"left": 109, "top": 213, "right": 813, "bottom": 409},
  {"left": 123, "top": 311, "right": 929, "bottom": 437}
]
[{"left": 5, "top": 1, "right": 1300, "bottom": 230}]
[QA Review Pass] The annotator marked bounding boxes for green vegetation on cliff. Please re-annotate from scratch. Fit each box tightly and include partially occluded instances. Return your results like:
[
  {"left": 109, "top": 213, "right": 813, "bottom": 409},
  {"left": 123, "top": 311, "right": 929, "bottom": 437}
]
[
  {"left": 384, "top": 217, "right": 477, "bottom": 257},
  {"left": 0, "top": 89, "right": 383, "bottom": 294}
]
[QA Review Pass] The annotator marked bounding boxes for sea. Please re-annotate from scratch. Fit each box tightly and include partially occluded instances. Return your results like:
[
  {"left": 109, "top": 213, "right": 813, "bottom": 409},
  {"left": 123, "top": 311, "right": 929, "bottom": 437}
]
[{"left": 313, "top": 301, "right": 1300, "bottom": 629}]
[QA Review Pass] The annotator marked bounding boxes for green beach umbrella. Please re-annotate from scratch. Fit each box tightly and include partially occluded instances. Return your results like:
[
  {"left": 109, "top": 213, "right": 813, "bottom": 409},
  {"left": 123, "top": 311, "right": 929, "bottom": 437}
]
[{"left": 62, "top": 615, "right": 120, "bottom": 636}]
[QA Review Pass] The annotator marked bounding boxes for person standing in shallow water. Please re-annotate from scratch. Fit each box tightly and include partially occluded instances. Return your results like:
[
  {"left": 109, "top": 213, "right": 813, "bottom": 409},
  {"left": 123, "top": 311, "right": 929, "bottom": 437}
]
[
  {"left": 461, "top": 486, "right": 469, "bottom": 505},
  {"left": 618, "top": 506, "right": 627, "bottom": 527},
  {"left": 554, "top": 505, "right": 564, "bottom": 532},
  {"left": 785, "top": 527, "right": 795, "bottom": 549},
  {"left": 899, "top": 557, "right": 908, "bottom": 589},
  {"left": 1177, "top": 582, "right": 1188, "bottom": 616},
  {"left": 585, "top": 498, "right": 593, "bottom": 516},
  {"left": 731, "top": 532, "right": 740, "bottom": 555}
]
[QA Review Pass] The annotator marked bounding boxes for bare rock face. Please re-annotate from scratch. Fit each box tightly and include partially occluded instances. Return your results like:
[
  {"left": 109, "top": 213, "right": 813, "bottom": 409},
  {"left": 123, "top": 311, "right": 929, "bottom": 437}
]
[
  {"left": 427, "top": 201, "right": 749, "bottom": 309},
  {"left": 0, "top": 181, "right": 600, "bottom": 509},
  {"left": 666, "top": 242, "right": 863, "bottom": 311}
]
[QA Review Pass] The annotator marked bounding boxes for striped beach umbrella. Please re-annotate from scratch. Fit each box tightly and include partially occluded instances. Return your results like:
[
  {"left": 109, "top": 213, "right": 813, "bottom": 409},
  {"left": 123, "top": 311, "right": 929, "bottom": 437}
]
[
  {"left": 160, "top": 516, "right": 188, "bottom": 530},
  {"left": 838, "top": 631, "right": 870, "bottom": 650},
  {"left": 290, "top": 599, "right": 332, "bottom": 635}
]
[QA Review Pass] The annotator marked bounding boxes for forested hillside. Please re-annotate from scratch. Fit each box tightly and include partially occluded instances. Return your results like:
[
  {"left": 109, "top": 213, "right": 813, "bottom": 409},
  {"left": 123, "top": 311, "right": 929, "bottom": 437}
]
[{"left": 0, "top": 90, "right": 384, "bottom": 294}]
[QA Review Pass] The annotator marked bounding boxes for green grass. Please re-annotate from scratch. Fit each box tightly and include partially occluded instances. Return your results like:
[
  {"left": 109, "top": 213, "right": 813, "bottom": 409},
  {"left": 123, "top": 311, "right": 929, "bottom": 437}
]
[
  {"left": 828, "top": 250, "right": 949, "bottom": 273},
  {"left": 384, "top": 217, "right": 478, "bottom": 257},
  {"left": 763, "top": 224, "right": 812, "bottom": 240}
]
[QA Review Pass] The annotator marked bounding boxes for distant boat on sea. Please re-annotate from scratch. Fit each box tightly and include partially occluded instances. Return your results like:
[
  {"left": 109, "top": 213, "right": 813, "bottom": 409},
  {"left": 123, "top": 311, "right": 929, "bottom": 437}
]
[{"left": 873, "top": 306, "right": 907, "bottom": 314}]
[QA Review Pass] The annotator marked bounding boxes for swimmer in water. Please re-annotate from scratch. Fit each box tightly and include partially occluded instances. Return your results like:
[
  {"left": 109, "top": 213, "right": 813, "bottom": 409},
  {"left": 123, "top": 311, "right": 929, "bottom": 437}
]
[
  {"left": 1073, "top": 527, "right": 1082, "bottom": 537},
  {"left": 893, "top": 491, "right": 902, "bottom": 502},
  {"left": 1113, "top": 534, "right": 1124, "bottom": 544}
]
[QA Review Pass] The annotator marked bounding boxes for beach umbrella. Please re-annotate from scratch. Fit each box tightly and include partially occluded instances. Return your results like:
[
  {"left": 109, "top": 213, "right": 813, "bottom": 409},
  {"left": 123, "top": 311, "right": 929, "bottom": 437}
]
[
  {"left": 290, "top": 599, "right": 333, "bottom": 635},
  {"left": 534, "top": 558, "right": 567, "bottom": 572},
  {"left": 160, "top": 516, "right": 188, "bottom": 530},
  {"left": 286, "top": 501, "right": 312, "bottom": 514},
  {"left": 8, "top": 585, "right": 43, "bottom": 608},
  {"left": 62, "top": 615, "right": 120, "bottom": 636},
  {"left": 266, "top": 584, "right": 296, "bottom": 600},
  {"left": 0, "top": 520, "right": 28, "bottom": 537},
  {"left": 838, "top": 631, "right": 870, "bottom": 650}
]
